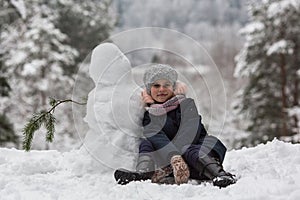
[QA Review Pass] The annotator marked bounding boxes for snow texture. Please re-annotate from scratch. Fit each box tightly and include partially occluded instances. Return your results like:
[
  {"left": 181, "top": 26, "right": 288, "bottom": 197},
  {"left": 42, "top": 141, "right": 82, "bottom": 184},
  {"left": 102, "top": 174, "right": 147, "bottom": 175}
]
[
  {"left": 10, "top": 0, "right": 27, "bottom": 19},
  {"left": 239, "top": 22, "right": 265, "bottom": 35},
  {"left": 267, "top": 40, "right": 294, "bottom": 55},
  {"left": 0, "top": 139, "right": 299, "bottom": 199},
  {"left": 268, "top": 0, "right": 300, "bottom": 18},
  {"left": 82, "top": 43, "right": 144, "bottom": 172}
]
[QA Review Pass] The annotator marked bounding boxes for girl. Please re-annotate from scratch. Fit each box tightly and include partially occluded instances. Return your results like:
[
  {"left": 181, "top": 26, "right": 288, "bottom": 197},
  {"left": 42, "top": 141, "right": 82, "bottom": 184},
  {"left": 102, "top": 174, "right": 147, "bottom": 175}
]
[{"left": 114, "top": 64, "right": 236, "bottom": 187}]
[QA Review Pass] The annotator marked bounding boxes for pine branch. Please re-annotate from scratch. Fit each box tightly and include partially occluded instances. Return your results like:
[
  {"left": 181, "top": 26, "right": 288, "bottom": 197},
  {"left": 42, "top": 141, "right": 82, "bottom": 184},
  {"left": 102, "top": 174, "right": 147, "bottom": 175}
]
[
  {"left": 22, "top": 98, "right": 86, "bottom": 151},
  {"left": 45, "top": 112, "right": 55, "bottom": 143},
  {"left": 22, "top": 111, "right": 46, "bottom": 151}
]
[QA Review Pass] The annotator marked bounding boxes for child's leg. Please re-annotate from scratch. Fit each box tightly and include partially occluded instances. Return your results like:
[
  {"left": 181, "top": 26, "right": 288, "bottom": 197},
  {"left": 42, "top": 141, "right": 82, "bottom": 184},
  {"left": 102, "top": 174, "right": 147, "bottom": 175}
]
[
  {"left": 137, "top": 139, "right": 155, "bottom": 172},
  {"left": 114, "top": 139, "right": 155, "bottom": 185},
  {"left": 183, "top": 136, "right": 236, "bottom": 187},
  {"left": 182, "top": 144, "right": 211, "bottom": 180},
  {"left": 197, "top": 135, "right": 227, "bottom": 163}
]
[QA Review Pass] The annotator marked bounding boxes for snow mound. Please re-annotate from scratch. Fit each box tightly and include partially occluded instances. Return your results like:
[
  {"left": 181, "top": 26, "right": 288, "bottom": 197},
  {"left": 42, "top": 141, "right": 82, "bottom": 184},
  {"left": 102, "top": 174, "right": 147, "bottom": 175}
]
[{"left": 0, "top": 139, "right": 300, "bottom": 200}]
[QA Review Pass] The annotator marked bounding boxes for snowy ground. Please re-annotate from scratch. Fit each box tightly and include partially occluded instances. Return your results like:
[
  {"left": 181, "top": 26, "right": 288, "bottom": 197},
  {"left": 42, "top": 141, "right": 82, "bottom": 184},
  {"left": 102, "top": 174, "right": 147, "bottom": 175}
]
[
  {"left": 2, "top": 43, "right": 299, "bottom": 200},
  {"left": 0, "top": 139, "right": 299, "bottom": 200}
]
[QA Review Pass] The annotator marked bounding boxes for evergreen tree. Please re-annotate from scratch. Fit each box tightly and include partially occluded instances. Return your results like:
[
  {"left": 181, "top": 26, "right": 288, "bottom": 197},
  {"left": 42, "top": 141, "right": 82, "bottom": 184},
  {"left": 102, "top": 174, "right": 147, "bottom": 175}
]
[
  {"left": 0, "top": 0, "right": 23, "bottom": 147},
  {"left": 54, "top": 0, "right": 116, "bottom": 75},
  {"left": 0, "top": 0, "right": 78, "bottom": 149},
  {"left": 235, "top": 0, "right": 300, "bottom": 145},
  {"left": 0, "top": 0, "right": 116, "bottom": 150},
  {"left": 0, "top": 59, "right": 16, "bottom": 146},
  {"left": 0, "top": 114, "right": 18, "bottom": 146},
  {"left": 0, "top": 0, "right": 20, "bottom": 98}
]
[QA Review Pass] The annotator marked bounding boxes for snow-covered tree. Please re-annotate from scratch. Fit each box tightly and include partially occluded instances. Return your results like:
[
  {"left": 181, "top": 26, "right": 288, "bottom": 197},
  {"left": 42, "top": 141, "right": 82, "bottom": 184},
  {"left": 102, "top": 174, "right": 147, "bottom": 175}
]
[
  {"left": 234, "top": 0, "right": 300, "bottom": 145},
  {"left": 0, "top": 113, "right": 18, "bottom": 147},
  {"left": 55, "top": 0, "right": 116, "bottom": 74},
  {"left": 0, "top": 0, "right": 24, "bottom": 147},
  {"left": 0, "top": 0, "right": 78, "bottom": 149},
  {"left": 0, "top": 0, "right": 116, "bottom": 150}
]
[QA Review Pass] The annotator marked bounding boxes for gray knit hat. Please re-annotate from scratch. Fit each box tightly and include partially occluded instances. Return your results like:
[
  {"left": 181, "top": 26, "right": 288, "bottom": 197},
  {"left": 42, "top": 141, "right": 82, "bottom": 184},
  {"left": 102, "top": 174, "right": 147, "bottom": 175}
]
[{"left": 143, "top": 64, "right": 178, "bottom": 94}]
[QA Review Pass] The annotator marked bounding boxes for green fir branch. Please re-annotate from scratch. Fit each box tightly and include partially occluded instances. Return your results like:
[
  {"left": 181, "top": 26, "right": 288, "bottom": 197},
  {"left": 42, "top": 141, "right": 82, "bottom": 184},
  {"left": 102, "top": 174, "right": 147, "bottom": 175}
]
[
  {"left": 22, "top": 111, "right": 46, "bottom": 151},
  {"left": 45, "top": 112, "right": 55, "bottom": 143},
  {"left": 22, "top": 98, "right": 86, "bottom": 151}
]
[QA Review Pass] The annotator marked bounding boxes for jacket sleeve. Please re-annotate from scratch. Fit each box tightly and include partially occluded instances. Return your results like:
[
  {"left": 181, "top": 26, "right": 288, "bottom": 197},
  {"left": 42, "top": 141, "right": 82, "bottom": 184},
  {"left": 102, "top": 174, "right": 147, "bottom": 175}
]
[{"left": 173, "top": 98, "right": 207, "bottom": 153}]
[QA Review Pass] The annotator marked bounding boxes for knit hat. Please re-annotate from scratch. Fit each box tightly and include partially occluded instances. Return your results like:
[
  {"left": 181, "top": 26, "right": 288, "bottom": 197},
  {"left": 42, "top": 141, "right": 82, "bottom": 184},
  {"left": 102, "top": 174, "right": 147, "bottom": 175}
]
[{"left": 143, "top": 64, "right": 178, "bottom": 94}]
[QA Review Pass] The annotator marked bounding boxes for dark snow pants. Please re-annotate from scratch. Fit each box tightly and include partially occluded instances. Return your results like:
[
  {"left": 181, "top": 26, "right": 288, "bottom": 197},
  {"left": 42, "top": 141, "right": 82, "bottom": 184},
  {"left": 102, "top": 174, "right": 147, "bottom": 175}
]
[{"left": 138, "top": 135, "right": 227, "bottom": 180}]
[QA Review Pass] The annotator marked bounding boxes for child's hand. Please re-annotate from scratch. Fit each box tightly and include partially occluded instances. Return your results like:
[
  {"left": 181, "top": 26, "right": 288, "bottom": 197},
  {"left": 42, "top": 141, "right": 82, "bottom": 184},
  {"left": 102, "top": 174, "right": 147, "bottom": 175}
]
[
  {"left": 141, "top": 89, "right": 154, "bottom": 104},
  {"left": 174, "top": 81, "right": 188, "bottom": 95}
]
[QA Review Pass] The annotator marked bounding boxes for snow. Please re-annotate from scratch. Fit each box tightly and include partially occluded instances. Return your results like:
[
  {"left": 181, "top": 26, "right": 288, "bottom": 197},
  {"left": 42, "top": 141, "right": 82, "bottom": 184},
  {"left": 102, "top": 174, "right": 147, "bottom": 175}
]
[
  {"left": 267, "top": 40, "right": 294, "bottom": 56},
  {"left": 0, "top": 139, "right": 299, "bottom": 199},
  {"left": 239, "top": 22, "right": 265, "bottom": 35},
  {"left": 268, "top": 0, "right": 299, "bottom": 18},
  {"left": 83, "top": 43, "right": 144, "bottom": 171},
  {"left": 234, "top": 47, "right": 260, "bottom": 77},
  {"left": 5, "top": 51, "right": 28, "bottom": 67},
  {"left": 10, "top": 0, "right": 27, "bottom": 19},
  {"left": 22, "top": 60, "right": 46, "bottom": 76}
]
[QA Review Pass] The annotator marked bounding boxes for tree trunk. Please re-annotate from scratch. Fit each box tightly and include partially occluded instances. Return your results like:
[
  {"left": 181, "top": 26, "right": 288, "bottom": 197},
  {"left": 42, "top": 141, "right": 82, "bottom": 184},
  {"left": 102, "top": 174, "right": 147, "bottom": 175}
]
[
  {"left": 293, "top": 78, "right": 299, "bottom": 134},
  {"left": 279, "top": 53, "right": 288, "bottom": 136},
  {"left": 292, "top": 41, "right": 299, "bottom": 135}
]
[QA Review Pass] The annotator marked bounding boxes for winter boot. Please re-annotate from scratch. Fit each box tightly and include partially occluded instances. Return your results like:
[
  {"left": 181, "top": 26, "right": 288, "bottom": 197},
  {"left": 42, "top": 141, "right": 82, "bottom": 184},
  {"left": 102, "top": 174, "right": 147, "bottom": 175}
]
[
  {"left": 114, "top": 168, "right": 153, "bottom": 185},
  {"left": 170, "top": 155, "right": 190, "bottom": 184},
  {"left": 114, "top": 155, "right": 154, "bottom": 185},
  {"left": 136, "top": 154, "right": 155, "bottom": 172},
  {"left": 196, "top": 155, "right": 236, "bottom": 188}
]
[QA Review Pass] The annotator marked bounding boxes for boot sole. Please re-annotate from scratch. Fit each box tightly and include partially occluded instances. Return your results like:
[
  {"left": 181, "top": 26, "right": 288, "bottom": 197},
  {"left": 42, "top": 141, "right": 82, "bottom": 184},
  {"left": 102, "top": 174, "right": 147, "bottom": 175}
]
[
  {"left": 114, "top": 169, "right": 139, "bottom": 185},
  {"left": 213, "top": 177, "right": 236, "bottom": 188}
]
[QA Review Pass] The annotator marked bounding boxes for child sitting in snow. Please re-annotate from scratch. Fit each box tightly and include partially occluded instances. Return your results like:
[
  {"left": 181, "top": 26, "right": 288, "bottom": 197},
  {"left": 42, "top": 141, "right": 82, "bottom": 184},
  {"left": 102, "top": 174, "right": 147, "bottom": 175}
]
[{"left": 114, "top": 64, "right": 236, "bottom": 187}]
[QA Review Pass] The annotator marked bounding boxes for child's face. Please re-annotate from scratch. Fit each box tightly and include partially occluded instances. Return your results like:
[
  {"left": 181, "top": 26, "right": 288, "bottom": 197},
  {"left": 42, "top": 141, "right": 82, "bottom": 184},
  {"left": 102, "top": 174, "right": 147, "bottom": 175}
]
[{"left": 150, "top": 79, "right": 174, "bottom": 103}]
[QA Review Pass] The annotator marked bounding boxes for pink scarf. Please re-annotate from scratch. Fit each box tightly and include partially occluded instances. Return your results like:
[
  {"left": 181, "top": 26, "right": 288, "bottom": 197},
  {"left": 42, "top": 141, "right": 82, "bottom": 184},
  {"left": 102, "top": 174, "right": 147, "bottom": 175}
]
[{"left": 146, "top": 95, "right": 186, "bottom": 116}]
